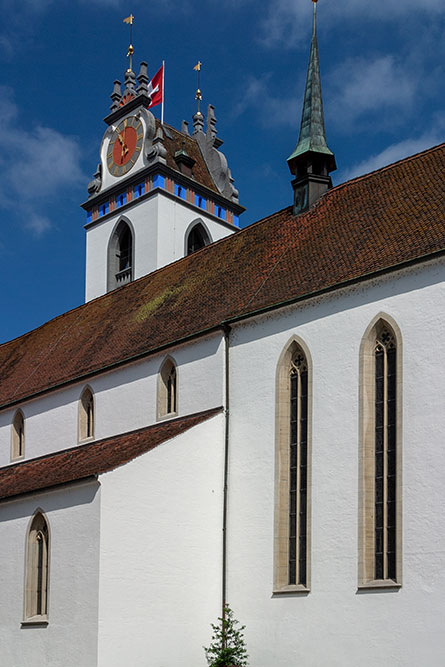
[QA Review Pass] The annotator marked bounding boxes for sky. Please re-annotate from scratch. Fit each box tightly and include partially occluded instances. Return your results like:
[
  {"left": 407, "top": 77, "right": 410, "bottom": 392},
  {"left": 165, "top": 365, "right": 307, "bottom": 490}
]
[{"left": 1, "top": 0, "right": 444, "bottom": 343}]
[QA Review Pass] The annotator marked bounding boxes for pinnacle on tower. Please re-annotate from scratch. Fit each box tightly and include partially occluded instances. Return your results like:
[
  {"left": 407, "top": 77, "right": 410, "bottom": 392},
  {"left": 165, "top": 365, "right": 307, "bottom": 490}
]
[{"left": 288, "top": 0, "right": 336, "bottom": 214}]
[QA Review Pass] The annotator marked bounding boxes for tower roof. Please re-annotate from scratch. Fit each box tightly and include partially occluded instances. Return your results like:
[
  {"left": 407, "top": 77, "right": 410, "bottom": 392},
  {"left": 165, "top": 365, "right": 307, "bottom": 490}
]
[{"left": 287, "top": 0, "right": 336, "bottom": 171}]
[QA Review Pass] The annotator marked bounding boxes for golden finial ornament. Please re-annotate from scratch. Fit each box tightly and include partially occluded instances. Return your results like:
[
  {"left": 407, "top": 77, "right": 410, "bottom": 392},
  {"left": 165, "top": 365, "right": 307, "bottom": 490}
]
[
  {"left": 193, "top": 61, "right": 203, "bottom": 114},
  {"left": 123, "top": 14, "right": 135, "bottom": 71}
]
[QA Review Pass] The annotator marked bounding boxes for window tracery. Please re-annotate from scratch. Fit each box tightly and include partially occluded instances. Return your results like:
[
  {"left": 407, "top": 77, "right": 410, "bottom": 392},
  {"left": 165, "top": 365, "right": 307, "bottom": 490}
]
[
  {"left": 275, "top": 338, "right": 312, "bottom": 593},
  {"left": 25, "top": 512, "right": 49, "bottom": 621},
  {"left": 359, "top": 316, "right": 402, "bottom": 587}
]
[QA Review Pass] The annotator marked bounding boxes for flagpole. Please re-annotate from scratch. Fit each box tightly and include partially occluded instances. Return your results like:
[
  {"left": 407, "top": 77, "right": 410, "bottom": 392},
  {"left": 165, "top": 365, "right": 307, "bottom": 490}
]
[{"left": 161, "top": 60, "right": 165, "bottom": 125}]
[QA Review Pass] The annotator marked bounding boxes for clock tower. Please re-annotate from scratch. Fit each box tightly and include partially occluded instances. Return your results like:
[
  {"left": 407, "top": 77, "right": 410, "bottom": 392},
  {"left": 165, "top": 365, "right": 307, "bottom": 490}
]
[{"left": 82, "top": 62, "right": 244, "bottom": 302}]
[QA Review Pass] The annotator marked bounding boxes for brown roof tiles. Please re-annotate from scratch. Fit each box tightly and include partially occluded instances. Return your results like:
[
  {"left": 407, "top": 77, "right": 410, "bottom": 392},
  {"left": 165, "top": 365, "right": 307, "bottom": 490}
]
[
  {"left": 1, "top": 143, "right": 444, "bottom": 408},
  {"left": 0, "top": 408, "right": 221, "bottom": 501}
]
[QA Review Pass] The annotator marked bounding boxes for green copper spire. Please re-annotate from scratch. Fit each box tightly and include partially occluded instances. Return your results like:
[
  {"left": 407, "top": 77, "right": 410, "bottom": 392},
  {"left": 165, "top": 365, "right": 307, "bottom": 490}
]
[{"left": 287, "top": 0, "right": 335, "bottom": 168}]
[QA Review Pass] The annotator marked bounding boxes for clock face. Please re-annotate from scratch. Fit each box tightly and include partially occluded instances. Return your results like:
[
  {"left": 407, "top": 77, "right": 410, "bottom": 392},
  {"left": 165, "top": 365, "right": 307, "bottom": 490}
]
[{"left": 107, "top": 116, "right": 143, "bottom": 176}]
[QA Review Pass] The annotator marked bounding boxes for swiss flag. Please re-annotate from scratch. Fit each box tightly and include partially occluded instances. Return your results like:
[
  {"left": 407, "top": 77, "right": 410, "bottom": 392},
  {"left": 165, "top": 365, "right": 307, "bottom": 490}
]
[{"left": 147, "top": 64, "right": 164, "bottom": 109}]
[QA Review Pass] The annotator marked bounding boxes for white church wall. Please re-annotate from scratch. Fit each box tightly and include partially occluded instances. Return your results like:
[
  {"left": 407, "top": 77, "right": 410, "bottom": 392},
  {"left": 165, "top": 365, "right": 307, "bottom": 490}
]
[
  {"left": 85, "top": 191, "right": 236, "bottom": 302},
  {"left": 156, "top": 194, "right": 236, "bottom": 270},
  {"left": 97, "top": 412, "right": 224, "bottom": 667},
  {"left": 0, "top": 333, "right": 224, "bottom": 466},
  {"left": 0, "top": 479, "right": 100, "bottom": 667},
  {"left": 85, "top": 195, "right": 159, "bottom": 302},
  {"left": 226, "top": 257, "right": 445, "bottom": 666}
]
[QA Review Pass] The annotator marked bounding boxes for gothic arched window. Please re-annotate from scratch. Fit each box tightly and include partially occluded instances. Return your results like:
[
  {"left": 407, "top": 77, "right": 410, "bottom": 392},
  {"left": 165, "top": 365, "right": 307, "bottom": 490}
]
[
  {"left": 359, "top": 316, "right": 402, "bottom": 588},
  {"left": 11, "top": 409, "right": 25, "bottom": 460},
  {"left": 275, "top": 338, "right": 312, "bottom": 593},
  {"left": 79, "top": 387, "right": 95, "bottom": 442},
  {"left": 108, "top": 219, "right": 133, "bottom": 290},
  {"left": 25, "top": 512, "right": 50, "bottom": 621},
  {"left": 186, "top": 222, "right": 211, "bottom": 256},
  {"left": 157, "top": 358, "right": 178, "bottom": 419}
]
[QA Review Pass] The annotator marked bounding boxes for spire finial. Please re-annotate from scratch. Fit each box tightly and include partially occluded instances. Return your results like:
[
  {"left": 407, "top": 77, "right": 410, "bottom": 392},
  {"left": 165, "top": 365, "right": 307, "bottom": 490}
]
[
  {"left": 287, "top": 0, "right": 336, "bottom": 213},
  {"left": 312, "top": 0, "right": 318, "bottom": 36},
  {"left": 123, "top": 14, "right": 135, "bottom": 72},
  {"left": 193, "top": 61, "right": 203, "bottom": 115}
]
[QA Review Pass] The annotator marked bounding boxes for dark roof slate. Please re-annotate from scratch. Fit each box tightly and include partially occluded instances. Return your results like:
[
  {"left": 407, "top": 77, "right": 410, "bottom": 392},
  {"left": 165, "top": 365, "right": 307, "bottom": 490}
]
[
  {"left": 0, "top": 408, "right": 221, "bottom": 501},
  {"left": 1, "top": 143, "right": 444, "bottom": 408}
]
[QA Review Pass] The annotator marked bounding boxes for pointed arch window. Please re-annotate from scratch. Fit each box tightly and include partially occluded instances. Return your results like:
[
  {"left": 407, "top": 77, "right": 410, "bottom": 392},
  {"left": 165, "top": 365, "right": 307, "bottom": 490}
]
[
  {"left": 186, "top": 222, "right": 211, "bottom": 255},
  {"left": 157, "top": 358, "right": 178, "bottom": 419},
  {"left": 79, "top": 387, "right": 95, "bottom": 442},
  {"left": 11, "top": 409, "right": 25, "bottom": 461},
  {"left": 359, "top": 317, "right": 402, "bottom": 588},
  {"left": 275, "top": 339, "right": 312, "bottom": 593},
  {"left": 25, "top": 512, "right": 50, "bottom": 621},
  {"left": 108, "top": 219, "right": 133, "bottom": 290}
]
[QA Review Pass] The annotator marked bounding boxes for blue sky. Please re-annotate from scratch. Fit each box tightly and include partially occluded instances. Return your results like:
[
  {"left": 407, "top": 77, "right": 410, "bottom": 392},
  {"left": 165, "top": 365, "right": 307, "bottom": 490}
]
[{"left": 1, "top": 0, "right": 444, "bottom": 343}]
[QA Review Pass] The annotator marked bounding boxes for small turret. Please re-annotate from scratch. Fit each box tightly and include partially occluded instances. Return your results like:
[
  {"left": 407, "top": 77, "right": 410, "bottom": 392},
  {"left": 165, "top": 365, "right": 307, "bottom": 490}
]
[{"left": 288, "top": 0, "right": 336, "bottom": 214}]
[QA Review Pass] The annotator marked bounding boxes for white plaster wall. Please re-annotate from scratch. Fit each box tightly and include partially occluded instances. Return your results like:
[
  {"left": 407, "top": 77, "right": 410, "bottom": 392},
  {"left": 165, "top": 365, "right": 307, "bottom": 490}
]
[
  {"left": 85, "top": 191, "right": 236, "bottom": 302},
  {"left": 85, "top": 196, "right": 159, "bottom": 302},
  {"left": 0, "top": 333, "right": 224, "bottom": 466},
  {"left": 156, "top": 194, "right": 235, "bottom": 271},
  {"left": 97, "top": 413, "right": 224, "bottom": 667},
  {"left": 0, "top": 479, "right": 100, "bottom": 667},
  {"left": 226, "top": 258, "right": 445, "bottom": 666}
]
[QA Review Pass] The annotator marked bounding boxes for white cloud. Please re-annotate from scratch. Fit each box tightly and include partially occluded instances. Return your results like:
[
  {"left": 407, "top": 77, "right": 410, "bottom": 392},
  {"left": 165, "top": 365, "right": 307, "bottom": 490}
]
[
  {"left": 0, "top": 87, "right": 85, "bottom": 235},
  {"left": 259, "top": 0, "right": 445, "bottom": 49},
  {"left": 326, "top": 56, "right": 416, "bottom": 129},
  {"left": 231, "top": 73, "right": 300, "bottom": 129},
  {"left": 25, "top": 211, "right": 53, "bottom": 236}
]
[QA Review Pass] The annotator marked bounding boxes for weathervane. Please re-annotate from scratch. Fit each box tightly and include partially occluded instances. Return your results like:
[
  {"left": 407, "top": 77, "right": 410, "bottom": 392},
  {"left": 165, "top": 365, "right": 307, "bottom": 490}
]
[
  {"left": 123, "top": 14, "right": 135, "bottom": 72},
  {"left": 193, "top": 61, "right": 203, "bottom": 115}
]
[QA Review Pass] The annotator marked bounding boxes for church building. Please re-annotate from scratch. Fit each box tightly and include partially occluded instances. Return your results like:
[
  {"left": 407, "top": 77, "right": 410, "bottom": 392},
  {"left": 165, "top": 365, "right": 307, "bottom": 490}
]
[{"left": 1, "top": 2, "right": 444, "bottom": 665}]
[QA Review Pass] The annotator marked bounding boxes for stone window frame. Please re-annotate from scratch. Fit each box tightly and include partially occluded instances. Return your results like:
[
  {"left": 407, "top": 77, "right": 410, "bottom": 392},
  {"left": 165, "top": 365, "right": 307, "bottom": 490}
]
[
  {"left": 358, "top": 313, "right": 403, "bottom": 589},
  {"left": 11, "top": 409, "right": 25, "bottom": 461},
  {"left": 107, "top": 216, "right": 135, "bottom": 291},
  {"left": 23, "top": 509, "right": 50, "bottom": 625},
  {"left": 157, "top": 356, "right": 178, "bottom": 421},
  {"left": 184, "top": 219, "right": 212, "bottom": 256},
  {"left": 78, "top": 386, "right": 95, "bottom": 443},
  {"left": 274, "top": 335, "right": 313, "bottom": 594}
]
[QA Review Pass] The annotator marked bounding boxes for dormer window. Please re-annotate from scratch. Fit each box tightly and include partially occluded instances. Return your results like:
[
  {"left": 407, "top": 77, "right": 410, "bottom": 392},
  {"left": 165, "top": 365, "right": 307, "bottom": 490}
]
[{"left": 108, "top": 219, "right": 134, "bottom": 290}]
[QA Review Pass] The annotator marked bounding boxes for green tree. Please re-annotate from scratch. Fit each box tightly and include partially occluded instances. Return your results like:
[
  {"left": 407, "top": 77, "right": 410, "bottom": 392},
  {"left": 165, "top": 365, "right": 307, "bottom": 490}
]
[{"left": 204, "top": 605, "right": 249, "bottom": 667}]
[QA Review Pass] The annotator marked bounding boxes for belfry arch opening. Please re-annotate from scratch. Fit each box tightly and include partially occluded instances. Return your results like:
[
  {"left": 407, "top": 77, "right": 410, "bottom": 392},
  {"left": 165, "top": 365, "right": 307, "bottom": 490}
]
[
  {"left": 108, "top": 219, "right": 134, "bottom": 291},
  {"left": 185, "top": 221, "right": 211, "bottom": 256}
]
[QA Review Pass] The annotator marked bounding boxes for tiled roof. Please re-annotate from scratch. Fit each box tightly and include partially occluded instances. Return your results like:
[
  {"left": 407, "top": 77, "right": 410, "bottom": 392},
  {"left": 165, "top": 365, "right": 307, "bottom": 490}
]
[
  {"left": 1, "top": 144, "right": 444, "bottom": 408},
  {"left": 0, "top": 408, "right": 221, "bottom": 501},
  {"left": 160, "top": 121, "right": 218, "bottom": 194}
]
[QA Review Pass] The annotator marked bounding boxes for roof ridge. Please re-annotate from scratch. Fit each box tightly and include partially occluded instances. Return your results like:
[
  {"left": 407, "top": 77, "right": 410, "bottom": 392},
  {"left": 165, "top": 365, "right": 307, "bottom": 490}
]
[{"left": 331, "top": 142, "right": 445, "bottom": 194}]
